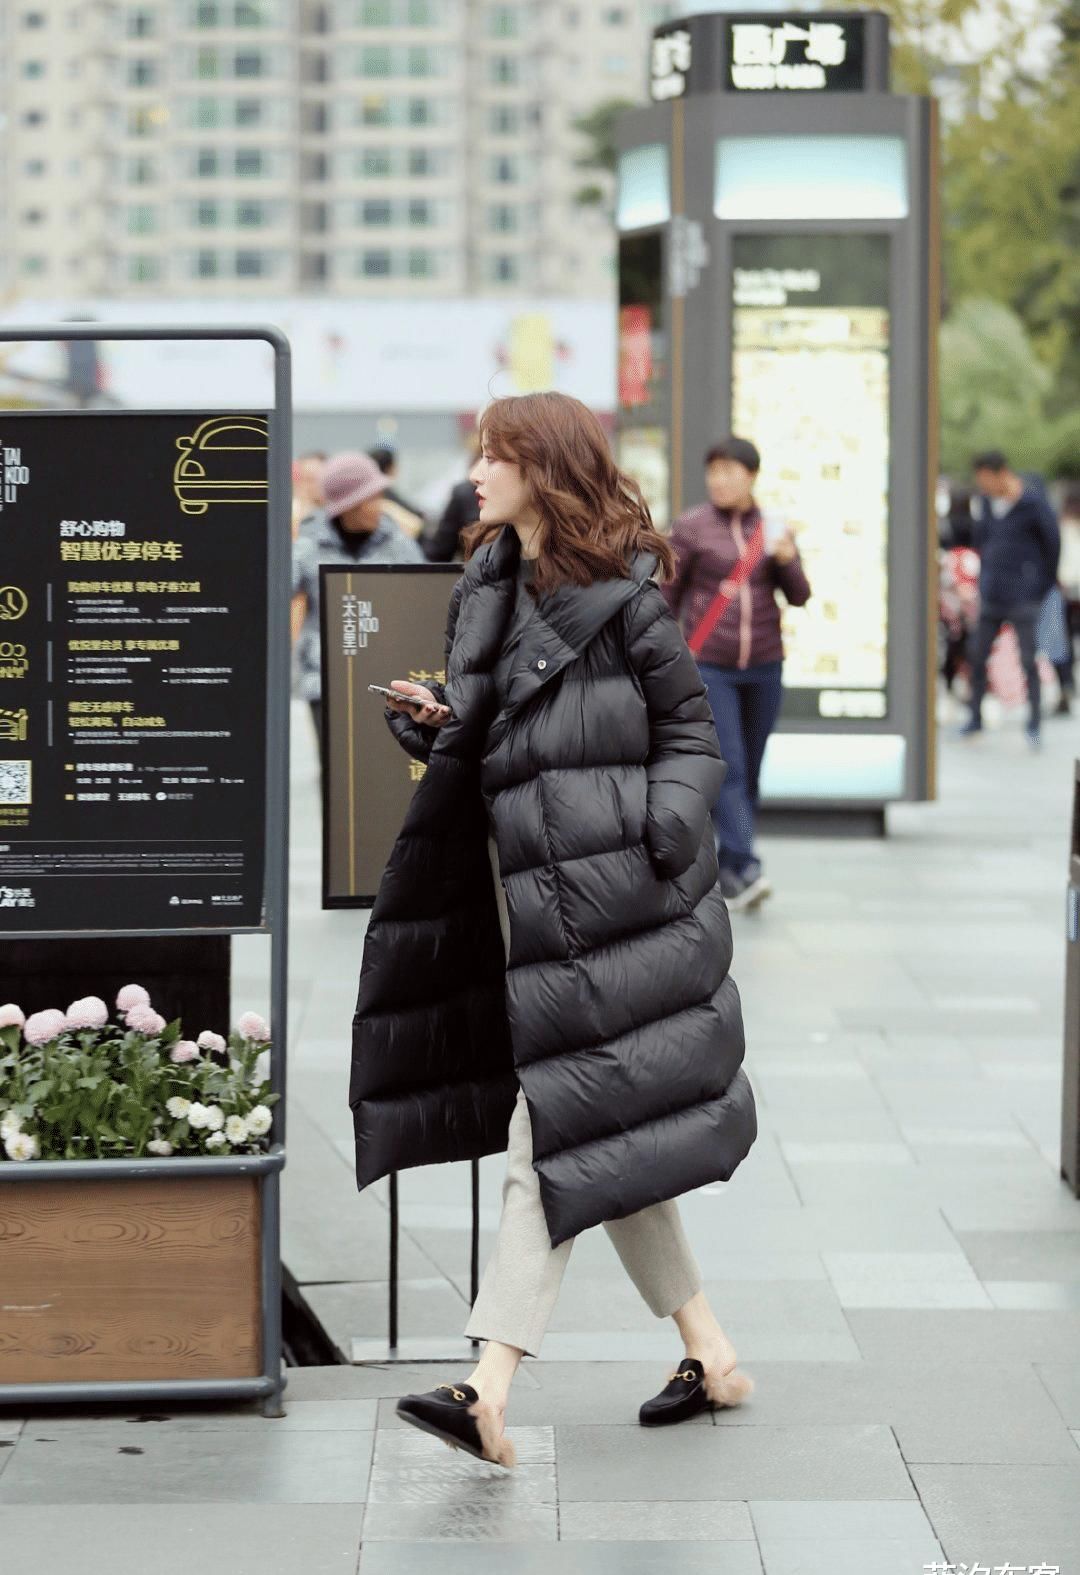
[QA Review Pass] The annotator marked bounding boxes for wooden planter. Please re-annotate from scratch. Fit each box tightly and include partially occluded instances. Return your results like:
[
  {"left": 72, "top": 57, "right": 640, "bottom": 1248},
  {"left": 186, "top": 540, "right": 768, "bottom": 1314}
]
[{"left": 0, "top": 1152, "right": 283, "bottom": 1409}]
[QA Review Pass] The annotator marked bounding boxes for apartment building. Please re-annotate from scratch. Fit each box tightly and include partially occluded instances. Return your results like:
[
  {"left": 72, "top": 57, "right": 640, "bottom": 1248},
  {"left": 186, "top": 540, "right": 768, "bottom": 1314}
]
[{"left": 0, "top": 0, "right": 681, "bottom": 300}]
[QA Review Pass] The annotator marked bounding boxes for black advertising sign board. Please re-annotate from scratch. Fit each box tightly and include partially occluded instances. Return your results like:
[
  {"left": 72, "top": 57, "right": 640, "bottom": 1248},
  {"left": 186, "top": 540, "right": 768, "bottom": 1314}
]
[
  {"left": 650, "top": 11, "right": 887, "bottom": 99},
  {"left": 320, "top": 564, "right": 460, "bottom": 907},
  {"left": 0, "top": 411, "right": 268, "bottom": 932}
]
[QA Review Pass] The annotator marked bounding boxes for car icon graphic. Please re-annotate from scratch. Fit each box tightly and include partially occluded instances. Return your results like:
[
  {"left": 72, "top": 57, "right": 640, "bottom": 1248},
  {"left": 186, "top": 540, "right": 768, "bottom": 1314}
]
[{"left": 173, "top": 416, "right": 269, "bottom": 516}]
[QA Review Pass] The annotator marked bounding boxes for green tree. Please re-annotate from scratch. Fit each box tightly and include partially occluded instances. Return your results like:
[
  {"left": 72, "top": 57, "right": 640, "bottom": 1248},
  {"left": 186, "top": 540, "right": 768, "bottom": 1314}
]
[{"left": 571, "top": 97, "right": 638, "bottom": 209}]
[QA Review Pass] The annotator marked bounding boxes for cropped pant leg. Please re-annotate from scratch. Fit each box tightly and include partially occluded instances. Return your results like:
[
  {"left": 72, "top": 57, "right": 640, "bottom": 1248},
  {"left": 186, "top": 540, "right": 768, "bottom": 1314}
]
[{"left": 462, "top": 837, "right": 704, "bottom": 1357}]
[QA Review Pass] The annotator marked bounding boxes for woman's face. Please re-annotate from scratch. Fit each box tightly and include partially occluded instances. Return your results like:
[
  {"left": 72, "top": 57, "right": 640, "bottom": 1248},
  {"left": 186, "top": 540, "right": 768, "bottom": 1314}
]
[
  {"left": 706, "top": 458, "right": 756, "bottom": 512},
  {"left": 470, "top": 445, "right": 532, "bottom": 526}
]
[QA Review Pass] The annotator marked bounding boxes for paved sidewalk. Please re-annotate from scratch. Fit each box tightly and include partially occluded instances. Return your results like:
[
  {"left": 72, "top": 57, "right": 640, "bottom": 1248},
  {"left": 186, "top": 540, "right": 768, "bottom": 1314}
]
[{"left": 2, "top": 701, "right": 1079, "bottom": 1573}]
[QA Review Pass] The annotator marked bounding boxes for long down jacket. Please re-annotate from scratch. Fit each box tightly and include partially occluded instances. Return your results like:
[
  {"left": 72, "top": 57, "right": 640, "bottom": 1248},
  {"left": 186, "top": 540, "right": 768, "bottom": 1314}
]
[{"left": 349, "top": 524, "right": 757, "bottom": 1247}]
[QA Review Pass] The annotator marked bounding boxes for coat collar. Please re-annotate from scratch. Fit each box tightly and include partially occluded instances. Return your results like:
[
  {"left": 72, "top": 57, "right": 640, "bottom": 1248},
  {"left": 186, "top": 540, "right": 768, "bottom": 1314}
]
[{"left": 468, "top": 526, "right": 657, "bottom": 717}]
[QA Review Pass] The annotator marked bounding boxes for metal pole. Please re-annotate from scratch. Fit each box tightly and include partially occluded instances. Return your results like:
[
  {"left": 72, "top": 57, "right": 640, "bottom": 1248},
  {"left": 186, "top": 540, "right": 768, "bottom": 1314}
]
[
  {"left": 388, "top": 1170, "right": 399, "bottom": 1350},
  {"left": 470, "top": 1158, "right": 480, "bottom": 1349}
]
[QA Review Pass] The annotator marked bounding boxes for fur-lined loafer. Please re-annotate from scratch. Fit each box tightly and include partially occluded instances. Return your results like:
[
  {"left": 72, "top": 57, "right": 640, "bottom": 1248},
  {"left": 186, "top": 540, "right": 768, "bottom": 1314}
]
[
  {"left": 639, "top": 1357, "right": 754, "bottom": 1427},
  {"left": 395, "top": 1381, "right": 517, "bottom": 1467}
]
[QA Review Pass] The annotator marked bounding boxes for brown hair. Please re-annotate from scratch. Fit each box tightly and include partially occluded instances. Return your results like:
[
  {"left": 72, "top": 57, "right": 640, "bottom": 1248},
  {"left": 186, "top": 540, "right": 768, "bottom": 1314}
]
[{"left": 461, "top": 391, "right": 674, "bottom": 593}]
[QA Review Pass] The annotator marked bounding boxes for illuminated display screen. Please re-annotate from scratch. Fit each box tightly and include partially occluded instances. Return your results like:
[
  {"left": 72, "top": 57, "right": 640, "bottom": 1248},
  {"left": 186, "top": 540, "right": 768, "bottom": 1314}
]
[
  {"left": 618, "top": 426, "right": 670, "bottom": 531},
  {"left": 731, "top": 232, "right": 890, "bottom": 722},
  {"left": 618, "top": 231, "right": 666, "bottom": 411}
]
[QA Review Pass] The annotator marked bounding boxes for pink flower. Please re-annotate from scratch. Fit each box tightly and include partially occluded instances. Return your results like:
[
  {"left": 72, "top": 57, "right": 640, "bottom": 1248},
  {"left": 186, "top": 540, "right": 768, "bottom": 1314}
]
[
  {"left": 64, "top": 996, "right": 109, "bottom": 1031},
  {"left": 0, "top": 1004, "right": 25, "bottom": 1030},
  {"left": 116, "top": 984, "right": 150, "bottom": 1016},
  {"left": 169, "top": 1040, "right": 200, "bottom": 1064},
  {"left": 237, "top": 1012, "right": 270, "bottom": 1042},
  {"left": 23, "top": 1009, "right": 68, "bottom": 1046},
  {"left": 196, "top": 1030, "right": 227, "bottom": 1055},
  {"left": 126, "top": 1004, "right": 167, "bottom": 1037}
]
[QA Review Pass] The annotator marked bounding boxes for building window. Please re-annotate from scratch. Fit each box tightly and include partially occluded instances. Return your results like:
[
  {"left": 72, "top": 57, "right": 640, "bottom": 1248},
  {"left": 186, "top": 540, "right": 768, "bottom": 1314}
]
[
  {"left": 407, "top": 46, "right": 436, "bottom": 75},
  {"left": 127, "top": 7, "right": 156, "bottom": 36},
  {"left": 128, "top": 58, "right": 158, "bottom": 86},
  {"left": 127, "top": 204, "right": 157, "bottom": 234},
  {"left": 361, "top": 149, "right": 393, "bottom": 176},
  {"left": 235, "top": 149, "right": 264, "bottom": 176},
  {"left": 22, "top": 59, "right": 46, "bottom": 77},
  {"left": 237, "top": 201, "right": 265, "bottom": 226},
  {"left": 408, "top": 248, "right": 432, "bottom": 277},
  {"left": 490, "top": 155, "right": 517, "bottom": 183},
  {"left": 235, "top": 51, "right": 264, "bottom": 77},
  {"left": 21, "top": 110, "right": 46, "bottom": 127},
  {"left": 489, "top": 55, "right": 519, "bottom": 85},
  {"left": 236, "top": 98, "right": 262, "bottom": 125},
  {"left": 197, "top": 149, "right": 219, "bottom": 175},
  {"left": 235, "top": 250, "right": 264, "bottom": 276},
  {"left": 20, "top": 255, "right": 47, "bottom": 276},
  {"left": 236, "top": 0, "right": 270, "bottom": 24},
  {"left": 128, "top": 254, "right": 161, "bottom": 282},
  {"left": 361, "top": 96, "right": 389, "bottom": 125},
  {"left": 603, "top": 6, "right": 627, "bottom": 21},
  {"left": 486, "top": 5, "right": 519, "bottom": 38},
  {"left": 126, "top": 155, "right": 156, "bottom": 183},
  {"left": 195, "top": 0, "right": 220, "bottom": 22},
  {"left": 407, "top": 98, "right": 431, "bottom": 125},
  {"left": 21, "top": 209, "right": 45, "bottom": 225},
  {"left": 196, "top": 200, "right": 218, "bottom": 225},
  {"left": 407, "top": 148, "right": 435, "bottom": 175},
  {"left": 362, "top": 199, "right": 392, "bottom": 225},
  {"left": 493, "top": 254, "right": 518, "bottom": 282},
  {"left": 22, "top": 159, "right": 47, "bottom": 176},
  {"left": 196, "top": 249, "right": 219, "bottom": 277},
  {"left": 407, "top": 199, "right": 431, "bottom": 226},
  {"left": 488, "top": 203, "right": 517, "bottom": 233},
  {"left": 362, "top": 45, "right": 393, "bottom": 75},
  {"left": 359, "top": 0, "right": 393, "bottom": 20},
  {"left": 604, "top": 55, "right": 627, "bottom": 73},
  {"left": 489, "top": 105, "right": 519, "bottom": 134},
  {"left": 362, "top": 250, "right": 392, "bottom": 276},
  {"left": 196, "top": 47, "right": 219, "bottom": 77},
  {"left": 21, "top": 11, "right": 46, "bottom": 25}
]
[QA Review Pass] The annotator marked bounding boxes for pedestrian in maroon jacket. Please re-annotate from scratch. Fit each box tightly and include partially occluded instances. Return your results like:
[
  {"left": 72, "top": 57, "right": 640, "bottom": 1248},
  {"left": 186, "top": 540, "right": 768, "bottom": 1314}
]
[{"left": 662, "top": 438, "right": 811, "bottom": 911}]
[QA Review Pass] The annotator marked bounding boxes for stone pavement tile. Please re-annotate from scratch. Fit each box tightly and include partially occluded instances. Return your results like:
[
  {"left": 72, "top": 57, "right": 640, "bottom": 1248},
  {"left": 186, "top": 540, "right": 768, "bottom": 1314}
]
[
  {"left": 781, "top": 1163, "right": 940, "bottom": 1211},
  {"left": 931, "top": 1175, "right": 1080, "bottom": 1233},
  {"left": 957, "top": 1230, "right": 1080, "bottom": 1282},
  {"left": 361, "top": 1501, "right": 558, "bottom": 1541},
  {"left": 376, "top": 1425, "right": 555, "bottom": 1465},
  {"left": 558, "top": 1500, "right": 754, "bottom": 1541},
  {"left": 985, "top": 1281, "right": 1080, "bottom": 1310},
  {"left": 0, "top": 1503, "right": 368, "bottom": 1575},
  {"left": 902, "top": 1126, "right": 1035, "bottom": 1152},
  {"left": 685, "top": 1280, "right": 862, "bottom": 1363},
  {"left": 0, "top": 1426, "right": 374, "bottom": 1505},
  {"left": 13, "top": 1399, "right": 378, "bottom": 1433},
  {"left": 779, "top": 1141, "right": 914, "bottom": 1166},
  {"left": 1036, "top": 1363, "right": 1080, "bottom": 1427},
  {"left": 909, "top": 1462, "right": 1080, "bottom": 1566},
  {"left": 556, "top": 1422, "right": 913, "bottom": 1502},
  {"left": 820, "top": 1250, "right": 992, "bottom": 1310},
  {"left": 757, "top": 1538, "right": 944, "bottom": 1575},
  {"left": 796, "top": 1201, "right": 964, "bottom": 1254},
  {"left": 359, "top": 1543, "right": 763, "bottom": 1573},
  {"left": 710, "top": 1359, "right": 1075, "bottom": 1465},
  {"left": 0, "top": 1419, "right": 24, "bottom": 1440},
  {"left": 749, "top": 1499, "right": 938, "bottom": 1538},
  {"left": 756, "top": 1106, "right": 905, "bottom": 1142},
  {"left": 283, "top": 1362, "right": 538, "bottom": 1400},
  {"left": 752, "top": 1072, "right": 892, "bottom": 1116},
  {"left": 303, "top": 1278, "right": 470, "bottom": 1359},
  {"left": 845, "top": 1310, "right": 1080, "bottom": 1366},
  {"left": 368, "top": 1426, "right": 555, "bottom": 1506}
]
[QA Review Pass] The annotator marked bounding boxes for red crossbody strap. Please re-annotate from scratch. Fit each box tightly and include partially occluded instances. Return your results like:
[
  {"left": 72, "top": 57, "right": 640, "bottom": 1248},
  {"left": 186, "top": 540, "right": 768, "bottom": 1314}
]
[{"left": 687, "top": 520, "right": 766, "bottom": 656}]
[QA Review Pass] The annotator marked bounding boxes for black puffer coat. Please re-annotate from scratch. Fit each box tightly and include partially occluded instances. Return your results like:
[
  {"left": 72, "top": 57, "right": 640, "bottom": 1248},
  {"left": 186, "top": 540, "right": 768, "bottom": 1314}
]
[{"left": 349, "top": 525, "right": 756, "bottom": 1247}]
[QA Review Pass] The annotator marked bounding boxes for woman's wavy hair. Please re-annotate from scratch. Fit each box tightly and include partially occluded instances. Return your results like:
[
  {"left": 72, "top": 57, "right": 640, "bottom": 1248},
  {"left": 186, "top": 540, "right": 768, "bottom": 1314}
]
[{"left": 461, "top": 391, "right": 674, "bottom": 594}]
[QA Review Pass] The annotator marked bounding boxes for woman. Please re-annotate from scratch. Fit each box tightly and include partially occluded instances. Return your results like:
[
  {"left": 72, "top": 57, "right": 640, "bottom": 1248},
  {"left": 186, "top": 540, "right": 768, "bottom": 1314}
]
[
  {"left": 663, "top": 438, "right": 811, "bottom": 912},
  {"left": 349, "top": 393, "right": 756, "bottom": 1468}
]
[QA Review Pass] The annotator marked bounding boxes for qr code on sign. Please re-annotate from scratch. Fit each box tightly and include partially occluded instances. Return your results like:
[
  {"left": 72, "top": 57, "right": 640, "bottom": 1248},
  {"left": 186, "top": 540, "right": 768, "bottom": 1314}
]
[{"left": 0, "top": 760, "right": 31, "bottom": 805}]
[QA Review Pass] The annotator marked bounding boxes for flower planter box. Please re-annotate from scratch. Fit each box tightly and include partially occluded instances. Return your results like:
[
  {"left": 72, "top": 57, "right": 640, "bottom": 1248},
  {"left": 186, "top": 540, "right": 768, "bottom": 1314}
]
[{"left": 0, "top": 1151, "right": 283, "bottom": 1407}]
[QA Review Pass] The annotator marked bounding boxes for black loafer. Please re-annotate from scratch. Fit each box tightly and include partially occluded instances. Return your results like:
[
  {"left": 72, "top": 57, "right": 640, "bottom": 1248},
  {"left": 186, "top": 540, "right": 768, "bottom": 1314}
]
[
  {"left": 395, "top": 1381, "right": 516, "bottom": 1467},
  {"left": 639, "top": 1357, "right": 754, "bottom": 1426}
]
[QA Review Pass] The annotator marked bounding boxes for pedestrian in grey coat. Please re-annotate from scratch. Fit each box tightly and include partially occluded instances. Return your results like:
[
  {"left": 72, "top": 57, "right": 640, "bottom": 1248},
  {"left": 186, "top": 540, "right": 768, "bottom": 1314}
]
[{"left": 292, "top": 450, "right": 424, "bottom": 742}]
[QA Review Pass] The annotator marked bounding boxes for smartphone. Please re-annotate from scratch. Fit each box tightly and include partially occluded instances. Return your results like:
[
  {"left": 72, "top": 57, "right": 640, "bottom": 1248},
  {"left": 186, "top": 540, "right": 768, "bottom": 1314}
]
[
  {"left": 762, "top": 513, "right": 789, "bottom": 553},
  {"left": 368, "top": 683, "right": 437, "bottom": 712}
]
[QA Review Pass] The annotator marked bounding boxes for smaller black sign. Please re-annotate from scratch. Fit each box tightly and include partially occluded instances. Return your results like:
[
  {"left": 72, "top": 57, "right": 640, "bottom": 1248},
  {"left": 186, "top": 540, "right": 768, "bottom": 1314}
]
[{"left": 650, "top": 11, "right": 887, "bottom": 100}]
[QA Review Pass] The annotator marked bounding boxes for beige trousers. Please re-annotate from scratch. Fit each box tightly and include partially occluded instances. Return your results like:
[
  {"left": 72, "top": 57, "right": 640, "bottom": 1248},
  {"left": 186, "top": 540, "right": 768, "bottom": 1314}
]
[{"left": 463, "top": 837, "right": 703, "bottom": 1358}]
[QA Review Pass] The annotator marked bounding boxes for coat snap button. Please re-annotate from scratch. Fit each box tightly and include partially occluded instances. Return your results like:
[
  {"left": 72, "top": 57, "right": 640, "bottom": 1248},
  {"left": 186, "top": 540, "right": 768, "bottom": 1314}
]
[{"left": 537, "top": 659, "right": 547, "bottom": 670}]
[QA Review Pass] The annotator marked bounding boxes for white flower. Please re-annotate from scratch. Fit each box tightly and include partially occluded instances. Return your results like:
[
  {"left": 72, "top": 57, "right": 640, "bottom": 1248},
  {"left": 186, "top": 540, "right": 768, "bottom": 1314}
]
[
  {"left": 0, "top": 1004, "right": 25, "bottom": 1030},
  {"left": 0, "top": 1110, "right": 23, "bottom": 1141},
  {"left": 116, "top": 983, "right": 151, "bottom": 1014},
  {"left": 224, "top": 1114, "right": 249, "bottom": 1145},
  {"left": 205, "top": 1131, "right": 227, "bottom": 1148},
  {"left": 4, "top": 1130, "right": 39, "bottom": 1161},
  {"left": 203, "top": 1104, "right": 225, "bottom": 1132},
  {"left": 165, "top": 1096, "right": 192, "bottom": 1120},
  {"left": 64, "top": 995, "right": 109, "bottom": 1031},
  {"left": 244, "top": 1104, "right": 273, "bottom": 1138},
  {"left": 186, "top": 1101, "right": 210, "bottom": 1130},
  {"left": 169, "top": 1040, "right": 200, "bottom": 1064},
  {"left": 147, "top": 1138, "right": 173, "bottom": 1156},
  {"left": 237, "top": 1011, "right": 270, "bottom": 1042},
  {"left": 252, "top": 1049, "right": 271, "bottom": 1088},
  {"left": 197, "top": 1030, "right": 227, "bottom": 1055}
]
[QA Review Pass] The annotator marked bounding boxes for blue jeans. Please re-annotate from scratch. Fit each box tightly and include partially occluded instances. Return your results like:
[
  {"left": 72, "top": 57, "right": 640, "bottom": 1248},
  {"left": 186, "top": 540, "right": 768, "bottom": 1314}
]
[{"left": 699, "top": 661, "right": 783, "bottom": 879}]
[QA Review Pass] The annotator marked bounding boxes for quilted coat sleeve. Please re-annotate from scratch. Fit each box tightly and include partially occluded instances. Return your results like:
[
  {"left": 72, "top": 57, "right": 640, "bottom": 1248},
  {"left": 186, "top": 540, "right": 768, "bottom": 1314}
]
[
  {"left": 385, "top": 571, "right": 466, "bottom": 762},
  {"left": 626, "top": 584, "right": 727, "bottom": 879}
]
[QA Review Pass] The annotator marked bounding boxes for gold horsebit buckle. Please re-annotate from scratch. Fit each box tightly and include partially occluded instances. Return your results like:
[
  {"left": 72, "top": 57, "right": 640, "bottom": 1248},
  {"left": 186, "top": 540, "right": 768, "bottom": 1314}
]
[
  {"left": 668, "top": 1368, "right": 698, "bottom": 1383},
  {"left": 435, "top": 1383, "right": 468, "bottom": 1402}
]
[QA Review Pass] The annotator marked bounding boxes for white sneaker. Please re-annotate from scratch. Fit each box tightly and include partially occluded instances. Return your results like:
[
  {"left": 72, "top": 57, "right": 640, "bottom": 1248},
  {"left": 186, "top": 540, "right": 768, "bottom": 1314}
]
[{"left": 726, "top": 874, "right": 773, "bottom": 913}]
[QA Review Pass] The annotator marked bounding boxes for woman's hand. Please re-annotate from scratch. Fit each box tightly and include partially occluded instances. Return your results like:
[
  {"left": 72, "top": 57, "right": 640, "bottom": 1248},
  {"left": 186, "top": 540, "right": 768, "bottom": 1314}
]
[
  {"left": 387, "top": 680, "right": 452, "bottom": 727},
  {"left": 771, "top": 532, "right": 797, "bottom": 565}
]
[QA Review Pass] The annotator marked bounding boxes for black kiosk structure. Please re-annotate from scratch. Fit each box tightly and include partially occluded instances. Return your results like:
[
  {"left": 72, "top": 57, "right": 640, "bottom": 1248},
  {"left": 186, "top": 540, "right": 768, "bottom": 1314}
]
[{"left": 615, "top": 10, "right": 939, "bottom": 822}]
